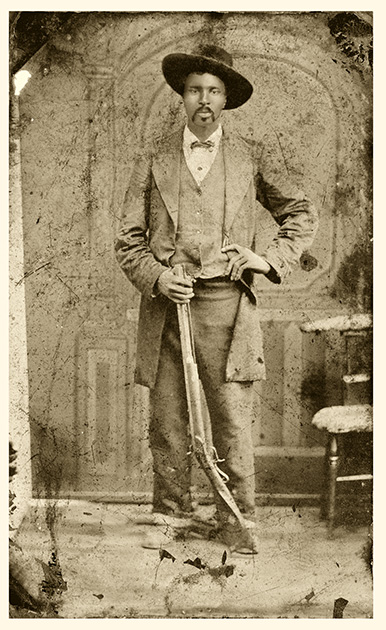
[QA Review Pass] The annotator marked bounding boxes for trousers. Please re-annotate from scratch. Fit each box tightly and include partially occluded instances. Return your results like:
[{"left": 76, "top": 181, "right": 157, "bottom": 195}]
[{"left": 149, "top": 278, "right": 256, "bottom": 519}]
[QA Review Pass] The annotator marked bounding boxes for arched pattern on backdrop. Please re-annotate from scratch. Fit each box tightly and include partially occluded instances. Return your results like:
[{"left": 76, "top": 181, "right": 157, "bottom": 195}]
[{"left": 17, "top": 12, "right": 371, "bottom": 500}]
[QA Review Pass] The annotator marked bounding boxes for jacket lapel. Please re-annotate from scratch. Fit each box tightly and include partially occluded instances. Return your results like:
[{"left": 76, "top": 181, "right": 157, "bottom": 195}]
[
  {"left": 152, "top": 129, "right": 183, "bottom": 231},
  {"left": 222, "top": 129, "right": 254, "bottom": 239}
]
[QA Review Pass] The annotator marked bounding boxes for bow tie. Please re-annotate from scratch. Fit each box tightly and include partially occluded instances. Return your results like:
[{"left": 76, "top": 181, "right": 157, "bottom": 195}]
[{"left": 190, "top": 140, "right": 215, "bottom": 151}]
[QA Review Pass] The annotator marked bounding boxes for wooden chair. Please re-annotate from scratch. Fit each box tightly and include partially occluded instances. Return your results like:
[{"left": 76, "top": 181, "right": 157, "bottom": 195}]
[{"left": 300, "top": 314, "right": 372, "bottom": 534}]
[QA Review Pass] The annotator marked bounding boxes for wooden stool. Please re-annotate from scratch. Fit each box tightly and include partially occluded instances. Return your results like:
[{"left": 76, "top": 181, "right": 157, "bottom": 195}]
[
  {"left": 300, "top": 314, "right": 372, "bottom": 534},
  {"left": 312, "top": 404, "right": 373, "bottom": 533}
]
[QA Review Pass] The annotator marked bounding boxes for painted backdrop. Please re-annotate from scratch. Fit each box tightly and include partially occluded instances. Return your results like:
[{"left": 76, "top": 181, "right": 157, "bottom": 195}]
[{"left": 15, "top": 11, "right": 372, "bottom": 502}]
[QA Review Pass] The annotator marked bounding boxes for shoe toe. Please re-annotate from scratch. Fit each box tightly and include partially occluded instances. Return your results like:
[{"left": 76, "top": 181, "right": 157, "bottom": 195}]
[
  {"left": 215, "top": 523, "right": 259, "bottom": 555},
  {"left": 231, "top": 541, "right": 259, "bottom": 555},
  {"left": 140, "top": 528, "right": 175, "bottom": 549}
]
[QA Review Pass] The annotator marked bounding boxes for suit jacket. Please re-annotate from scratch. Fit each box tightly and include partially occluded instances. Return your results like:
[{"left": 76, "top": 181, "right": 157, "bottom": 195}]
[{"left": 115, "top": 125, "right": 318, "bottom": 388}]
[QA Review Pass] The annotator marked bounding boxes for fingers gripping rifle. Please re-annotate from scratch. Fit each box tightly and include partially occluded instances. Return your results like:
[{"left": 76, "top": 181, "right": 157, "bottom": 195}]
[{"left": 174, "top": 266, "right": 254, "bottom": 547}]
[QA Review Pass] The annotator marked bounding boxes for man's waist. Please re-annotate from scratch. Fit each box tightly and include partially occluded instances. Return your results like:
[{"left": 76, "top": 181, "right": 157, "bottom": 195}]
[
  {"left": 170, "top": 255, "right": 229, "bottom": 279},
  {"left": 195, "top": 275, "right": 230, "bottom": 283},
  {"left": 191, "top": 276, "right": 243, "bottom": 300}
]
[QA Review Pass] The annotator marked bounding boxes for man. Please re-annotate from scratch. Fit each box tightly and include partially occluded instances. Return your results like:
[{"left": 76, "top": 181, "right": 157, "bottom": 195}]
[{"left": 115, "top": 45, "right": 318, "bottom": 553}]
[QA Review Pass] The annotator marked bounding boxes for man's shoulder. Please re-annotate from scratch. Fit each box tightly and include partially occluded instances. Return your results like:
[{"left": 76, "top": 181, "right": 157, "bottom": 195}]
[
  {"left": 223, "top": 125, "right": 274, "bottom": 156},
  {"left": 222, "top": 126, "right": 256, "bottom": 160}
]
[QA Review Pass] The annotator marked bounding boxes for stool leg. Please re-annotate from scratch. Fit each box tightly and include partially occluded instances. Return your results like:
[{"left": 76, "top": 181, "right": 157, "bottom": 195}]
[
  {"left": 320, "top": 447, "right": 329, "bottom": 520},
  {"left": 327, "top": 434, "right": 338, "bottom": 535}
]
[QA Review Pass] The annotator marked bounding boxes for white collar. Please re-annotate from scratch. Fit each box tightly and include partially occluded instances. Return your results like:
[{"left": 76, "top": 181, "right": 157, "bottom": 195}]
[{"left": 183, "top": 124, "right": 223, "bottom": 151}]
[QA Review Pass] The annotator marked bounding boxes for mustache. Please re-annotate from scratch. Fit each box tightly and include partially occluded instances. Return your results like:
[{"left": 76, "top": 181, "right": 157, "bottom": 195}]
[{"left": 195, "top": 107, "right": 214, "bottom": 115}]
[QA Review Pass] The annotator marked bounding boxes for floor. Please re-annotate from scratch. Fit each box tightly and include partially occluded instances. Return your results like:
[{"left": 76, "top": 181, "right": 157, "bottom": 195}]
[{"left": 10, "top": 500, "right": 373, "bottom": 619}]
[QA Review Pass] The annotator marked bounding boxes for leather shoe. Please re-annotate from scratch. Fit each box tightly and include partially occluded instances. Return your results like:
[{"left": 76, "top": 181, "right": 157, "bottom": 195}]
[{"left": 215, "top": 519, "right": 259, "bottom": 555}]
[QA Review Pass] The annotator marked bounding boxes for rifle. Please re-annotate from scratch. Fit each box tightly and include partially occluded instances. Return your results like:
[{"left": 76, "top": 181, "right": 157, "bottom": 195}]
[{"left": 175, "top": 266, "right": 256, "bottom": 551}]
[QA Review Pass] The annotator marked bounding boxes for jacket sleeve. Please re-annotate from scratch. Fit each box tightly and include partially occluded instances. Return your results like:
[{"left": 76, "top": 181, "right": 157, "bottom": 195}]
[
  {"left": 114, "top": 153, "right": 167, "bottom": 298},
  {"left": 254, "top": 133, "right": 319, "bottom": 284}
]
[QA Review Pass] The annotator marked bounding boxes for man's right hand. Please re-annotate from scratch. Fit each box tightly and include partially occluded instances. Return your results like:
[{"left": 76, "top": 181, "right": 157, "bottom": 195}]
[{"left": 156, "top": 268, "right": 195, "bottom": 303}]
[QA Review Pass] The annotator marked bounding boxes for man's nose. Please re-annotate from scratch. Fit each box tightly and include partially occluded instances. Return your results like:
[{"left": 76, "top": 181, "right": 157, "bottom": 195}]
[{"left": 199, "top": 90, "right": 210, "bottom": 104}]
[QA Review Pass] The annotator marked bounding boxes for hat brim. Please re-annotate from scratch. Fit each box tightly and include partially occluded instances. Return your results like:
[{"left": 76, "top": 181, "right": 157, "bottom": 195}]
[{"left": 162, "top": 53, "right": 253, "bottom": 109}]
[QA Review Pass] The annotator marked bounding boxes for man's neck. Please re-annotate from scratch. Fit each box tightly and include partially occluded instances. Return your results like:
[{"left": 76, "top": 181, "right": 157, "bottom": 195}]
[{"left": 187, "top": 120, "right": 221, "bottom": 141}]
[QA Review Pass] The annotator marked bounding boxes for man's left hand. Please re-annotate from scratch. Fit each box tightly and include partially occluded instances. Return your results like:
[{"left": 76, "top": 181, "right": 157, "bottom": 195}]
[{"left": 222, "top": 244, "right": 271, "bottom": 281}]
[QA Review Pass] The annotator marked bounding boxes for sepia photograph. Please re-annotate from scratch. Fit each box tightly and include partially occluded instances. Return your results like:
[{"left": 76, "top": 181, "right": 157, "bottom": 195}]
[{"left": 8, "top": 8, "right": 373, "bottom": 619}]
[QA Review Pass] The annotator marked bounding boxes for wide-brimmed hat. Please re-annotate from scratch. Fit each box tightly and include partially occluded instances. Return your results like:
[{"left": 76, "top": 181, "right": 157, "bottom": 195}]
[{"left": 162, "top": 44, "right": 253, "bottom": 109}]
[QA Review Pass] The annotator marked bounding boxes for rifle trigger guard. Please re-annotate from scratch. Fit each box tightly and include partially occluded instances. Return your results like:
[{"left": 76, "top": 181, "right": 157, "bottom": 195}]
[
  {"left": 211, "top": 446, "right": 225, "bottom": 464},
  {"left": 209, "top": 447, "right": 229, "bottom": 482},
  {"left": 214, "top": 462, "right": 230, "bottom": 484}
]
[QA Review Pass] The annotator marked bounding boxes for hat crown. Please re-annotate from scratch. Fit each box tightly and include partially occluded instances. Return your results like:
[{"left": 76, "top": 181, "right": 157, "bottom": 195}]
[{"left": 191, "top": 44, "right": 233, "bottom": 69}]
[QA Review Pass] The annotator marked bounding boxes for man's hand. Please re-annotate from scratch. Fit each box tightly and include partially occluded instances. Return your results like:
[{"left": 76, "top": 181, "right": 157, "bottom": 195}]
[
  {"left": 156, "top": 268, "right": 195, "bottom": 303},
  {"left": 222, "top": 244, "right": 271, "bottom": 281}
]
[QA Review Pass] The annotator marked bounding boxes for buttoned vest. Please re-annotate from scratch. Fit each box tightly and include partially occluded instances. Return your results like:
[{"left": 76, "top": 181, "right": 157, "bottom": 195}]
[{"left": 170, "top": 144, "right": 229, "bottom": 278}]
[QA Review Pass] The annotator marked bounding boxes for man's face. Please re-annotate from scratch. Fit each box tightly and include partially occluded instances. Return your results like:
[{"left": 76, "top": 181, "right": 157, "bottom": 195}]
[{"left": 183, "top": 72, "right": 227, "bottom": 134}]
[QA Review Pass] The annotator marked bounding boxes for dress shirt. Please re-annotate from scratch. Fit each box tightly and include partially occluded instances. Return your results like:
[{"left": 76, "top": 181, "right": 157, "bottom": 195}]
[{"left": 183, "top": 125, "right": 223, "bottom": 186}]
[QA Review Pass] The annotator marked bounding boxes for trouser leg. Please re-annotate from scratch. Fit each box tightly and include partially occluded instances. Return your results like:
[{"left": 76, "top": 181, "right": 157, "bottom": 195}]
[
  {"left": 149, "top": 306, "right": 193, "bottom": 515},
  {"left": 191, "top": 283, "right": 256, "bottom": 519},
  {"left": 201, "top": 379, "right": 256, "bottom": 519}
]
